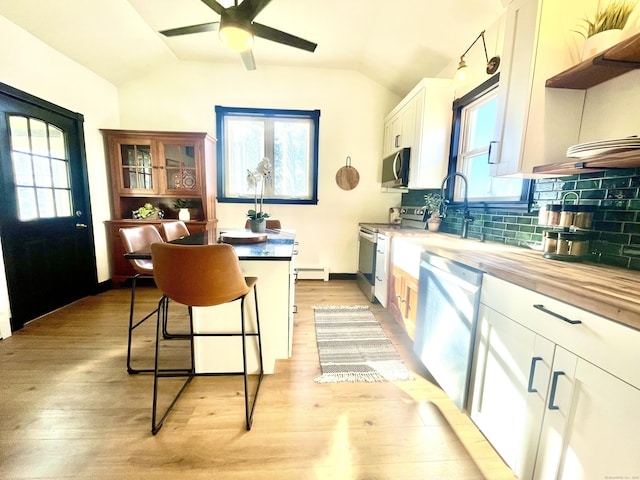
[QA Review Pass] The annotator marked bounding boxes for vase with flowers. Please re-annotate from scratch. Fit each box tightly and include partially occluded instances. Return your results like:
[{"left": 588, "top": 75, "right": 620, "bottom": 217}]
[
  {"left": 423, "top": 193, "right": 444, "bottom": 232},
  {"left": 246, "top": 157, "right": 272, "bottom": 233}
]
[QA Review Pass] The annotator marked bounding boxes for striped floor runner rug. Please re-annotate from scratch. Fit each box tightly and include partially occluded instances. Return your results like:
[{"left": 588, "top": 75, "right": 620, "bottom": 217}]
[{"left": 312, "top": 305, "right": 414, "bottom": 383}]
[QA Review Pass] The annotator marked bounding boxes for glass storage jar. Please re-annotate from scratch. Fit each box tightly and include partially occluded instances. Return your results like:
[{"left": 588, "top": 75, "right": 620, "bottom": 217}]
[
  {"left": 559, "top": 204, "right": 578, "bottom": 228},
  {"left": 546, "top": 204, "right": 561, "bottom": 226},
  {"left": 574, "top": 205, "right": 596, "bottom": 229},
  {"left": 542, "top": 231, "right": 558, "bottom": 254}
]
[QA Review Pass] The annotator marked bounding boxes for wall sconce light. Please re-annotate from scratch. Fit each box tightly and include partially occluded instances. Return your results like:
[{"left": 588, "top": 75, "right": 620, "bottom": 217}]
[{"left": 454, "top": 30, "right": 500, "bottom": 86}]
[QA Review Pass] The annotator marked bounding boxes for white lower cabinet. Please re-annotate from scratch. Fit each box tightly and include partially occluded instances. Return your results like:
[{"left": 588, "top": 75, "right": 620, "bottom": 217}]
[
  {"left": 536, "top": 353, "right": 640, "bottom": 480},
  {"left": 470, "top": 275, "right": 640, "bottom": 479}
]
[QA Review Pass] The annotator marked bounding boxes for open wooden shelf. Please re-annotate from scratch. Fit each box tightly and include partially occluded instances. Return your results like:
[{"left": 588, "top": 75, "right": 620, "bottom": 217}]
[
  {"left": 532, "top": 149, "right": 640, "bottom": 176},
  {"left": 546, "top": 32, "right": 640, "bottom": 89}
]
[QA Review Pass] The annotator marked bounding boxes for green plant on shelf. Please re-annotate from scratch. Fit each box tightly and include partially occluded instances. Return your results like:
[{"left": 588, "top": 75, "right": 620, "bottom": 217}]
[
  {"left": 173, "top": 198, "right": 192, "bottom": 209},
  {"left": 574, "top": 0, "right": 637, "bottom": 38}
]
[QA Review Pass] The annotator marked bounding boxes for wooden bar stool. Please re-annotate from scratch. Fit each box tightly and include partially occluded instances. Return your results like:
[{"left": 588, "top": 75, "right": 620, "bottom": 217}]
[
  {"left": 160, "top": 221, "right": 190, "bottom": 242},
  {"left": 119, "top": 225, "right": 164, "bottom": 374},
  {"left": 150, "top": 242, "right": 264, "bottom": 435}
]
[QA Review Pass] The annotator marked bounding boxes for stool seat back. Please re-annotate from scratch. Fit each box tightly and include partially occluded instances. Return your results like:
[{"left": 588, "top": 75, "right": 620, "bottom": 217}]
[
  {"left": 120, "top": 225, "right": 164, "bottom": 275},
  {"left": 151, "top": 243, "right": 250, "bottom": 307},
  {"left": 160, "top": 221, "right": 190, "bottom": 242}
]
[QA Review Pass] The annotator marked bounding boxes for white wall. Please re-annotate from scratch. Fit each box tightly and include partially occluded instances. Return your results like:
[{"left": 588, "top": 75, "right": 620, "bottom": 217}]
[
  {"left": 116, "top": 61, "right": 402, "bottom": 274},
  {"left": 579, "top": 70, "right": 640, "bottom": 142},
  {"left": 0, "top": 15, "right": 119, "bottom": 337}
]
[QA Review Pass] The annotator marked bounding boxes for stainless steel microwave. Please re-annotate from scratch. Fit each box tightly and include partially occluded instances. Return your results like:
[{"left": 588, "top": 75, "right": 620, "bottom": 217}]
[{"left": 381, "top": 147, "right": 410, "bottom": 188}]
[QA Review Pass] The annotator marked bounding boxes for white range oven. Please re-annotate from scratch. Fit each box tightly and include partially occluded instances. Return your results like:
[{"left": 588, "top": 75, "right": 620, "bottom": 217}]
[{"left": 357, "top": 206, "right": 429, "bottom": 303}]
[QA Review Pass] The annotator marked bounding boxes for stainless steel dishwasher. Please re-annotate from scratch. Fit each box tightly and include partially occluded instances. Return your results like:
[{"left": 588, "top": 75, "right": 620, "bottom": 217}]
[{"left": 413, "top": 250, "right": 483, "bottom": 411}]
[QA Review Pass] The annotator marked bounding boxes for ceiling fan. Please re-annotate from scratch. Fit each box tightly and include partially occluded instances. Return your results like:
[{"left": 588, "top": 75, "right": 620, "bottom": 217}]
[{"left": 159, "top": 0, "right": 317, "bottom": 70}]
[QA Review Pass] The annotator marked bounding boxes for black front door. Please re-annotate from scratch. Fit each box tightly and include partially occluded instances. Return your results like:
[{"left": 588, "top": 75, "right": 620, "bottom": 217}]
[{"left": 0, "top": 83, "right": 98, "bottom": 331}]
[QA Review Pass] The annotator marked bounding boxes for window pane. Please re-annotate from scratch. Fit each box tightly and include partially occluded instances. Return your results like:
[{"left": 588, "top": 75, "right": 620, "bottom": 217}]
[
  {"left": 36, "top": 188, "right": 55, "bottom": 218},
  {"left": 461, "top": 151, "right": 524, "bottom": 201},
  {"left": 48, "top": 125, "right": 66, "bottom": 159},
  {"left": 226, "top": 118, "right": 264, "bottom": 196},
  {"left": 54, "top": 189, "right": 72, "bottom": 217},
  {"left": 274, "top": 120, "right": 311, "bottom": 197},
  {"left": 51, "top": 159, "right": 70, "bottom": 188},
  {"left": 30, "top": 119, "right": 49, "bottom": 157},
  {"left": 33, "top": 156, "right": 53, "bottom": 187},
  {"left": 16, "top": 187, "right": 38, "bottom": 221},
  {"left": 9, "top": 116, "right": 30, "bottom": 153},
  {"left": 12, "top": 152, "right": 34, "bottom": 186},
  {"left": 466, "top": 97, "right": 497, "bottom": 151}
]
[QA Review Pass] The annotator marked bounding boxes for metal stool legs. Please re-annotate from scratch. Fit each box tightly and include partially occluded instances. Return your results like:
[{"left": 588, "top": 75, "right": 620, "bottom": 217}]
[
  {"left": 151, "top": 285, "right": 264, "bottom": 435},
  {"left": 127, "top": 274, "right": 158, "bottom": 374},
  {"left": 242, "top": 286, "right": 264, "bottom": 430},
  {"left": 151, "top": 295, "right": 194, "bottom": 435}
]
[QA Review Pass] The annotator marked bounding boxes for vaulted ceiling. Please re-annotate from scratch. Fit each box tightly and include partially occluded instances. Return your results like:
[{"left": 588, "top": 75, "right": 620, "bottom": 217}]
[{"left": 0, "top": 0, "right": 508, "bottom": 97}]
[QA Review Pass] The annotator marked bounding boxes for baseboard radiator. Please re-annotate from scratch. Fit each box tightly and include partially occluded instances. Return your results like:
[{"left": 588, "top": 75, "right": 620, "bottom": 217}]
[{"left": 296, "top": 266, "right": 329, "bottom": 281}]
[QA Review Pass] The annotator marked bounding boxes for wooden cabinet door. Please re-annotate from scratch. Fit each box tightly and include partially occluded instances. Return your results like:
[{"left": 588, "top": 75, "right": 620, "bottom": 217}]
[
  {"left": 390, "top": 265, "right": 405, "bottom": 322},
  {"left": 535, "top": 350, "right": 640, "bottom": 480},
  {"left": 404, "top": 274, "right": 419, "bottom": 340},
  {"left": 108, "top": 136, "right": 159, "bottom": 196},
  {"left": 470, "top": 304, "right": 553, "bottom": 477},
  {"left": 158, "top": 138, "right": 203, "bottom": 196}
]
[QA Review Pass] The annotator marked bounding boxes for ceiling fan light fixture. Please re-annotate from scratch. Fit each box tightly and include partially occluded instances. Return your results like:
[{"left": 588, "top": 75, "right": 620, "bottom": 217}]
[{"left": 219, "top": 23, "right": 254, "bottom": 52}]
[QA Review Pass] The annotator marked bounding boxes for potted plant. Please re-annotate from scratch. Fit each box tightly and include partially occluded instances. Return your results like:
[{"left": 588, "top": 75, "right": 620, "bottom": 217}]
[
  {"left": 576, "top": 0, "right": 637, "bottom": 59},
  {"left": 173, "top": 198, "right": 192, "bottom": 221},
  {"left": 423, "top": 193, "right": 443, "bottom": 232},
  {"left": 246, "top": 157, "right": 272, "bottom": 233}
]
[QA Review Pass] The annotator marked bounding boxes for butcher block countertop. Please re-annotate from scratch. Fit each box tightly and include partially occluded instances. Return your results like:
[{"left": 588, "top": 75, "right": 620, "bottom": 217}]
[{"left": 395, "top": 232, "right": 640, "bottom": 332}]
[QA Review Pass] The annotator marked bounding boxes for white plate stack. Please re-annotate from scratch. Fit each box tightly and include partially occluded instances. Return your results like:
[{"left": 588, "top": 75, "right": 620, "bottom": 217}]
[{"left": 567, "top": 136, "right": 640, "bottom": 158}]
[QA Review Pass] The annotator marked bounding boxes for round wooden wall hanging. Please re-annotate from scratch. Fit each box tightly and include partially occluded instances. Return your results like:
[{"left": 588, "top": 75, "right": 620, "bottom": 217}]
[{"left": 335, "top": 156, "right": 360, "bottom": 190}]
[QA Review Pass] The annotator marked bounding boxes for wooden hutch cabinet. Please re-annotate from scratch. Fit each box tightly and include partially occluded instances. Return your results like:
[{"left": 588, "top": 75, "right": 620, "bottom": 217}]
[{"left": 101, "top": 129, "right": 217, "bottom": 286}]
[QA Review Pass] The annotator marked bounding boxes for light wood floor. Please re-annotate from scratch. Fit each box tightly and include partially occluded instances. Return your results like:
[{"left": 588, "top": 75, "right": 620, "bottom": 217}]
[{"left": 0, "top": 280, "right": 516, "bottom": 479}]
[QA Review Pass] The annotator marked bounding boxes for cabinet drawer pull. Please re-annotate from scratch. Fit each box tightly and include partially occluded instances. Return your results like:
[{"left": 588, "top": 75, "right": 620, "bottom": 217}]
[
  {"left": 527, "top": 356, "right": 543, "bottom": 393},
  {"left": 548, "top": 371, "right": 565, "bottom": 410},
  {"left": 533, "top": 304, "right": 581, "bottom": 325}
]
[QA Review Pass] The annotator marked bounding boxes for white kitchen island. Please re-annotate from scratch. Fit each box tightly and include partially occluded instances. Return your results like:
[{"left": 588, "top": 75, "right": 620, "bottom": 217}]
[{"left": 170, "top": 228, "right": 296, "bottom": 375}]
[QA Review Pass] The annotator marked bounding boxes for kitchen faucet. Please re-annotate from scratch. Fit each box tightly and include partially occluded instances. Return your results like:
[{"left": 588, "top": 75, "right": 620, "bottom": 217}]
[{"left": 439, "top": 172, "right": 473, "bottom": 239}]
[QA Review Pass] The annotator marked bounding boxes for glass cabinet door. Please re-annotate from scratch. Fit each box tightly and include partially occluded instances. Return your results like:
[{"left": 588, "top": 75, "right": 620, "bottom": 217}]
[
  {"left": 161, "top": 143, "right": 199, "bottom": 193},
  {"left": 119, "top": 143, "right": 154, "bottom": 191}
]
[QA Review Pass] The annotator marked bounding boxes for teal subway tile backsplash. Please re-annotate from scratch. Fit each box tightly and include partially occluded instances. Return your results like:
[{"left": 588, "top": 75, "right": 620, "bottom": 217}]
[{"left": 404, "top": 167, "right": 640, "bottom": 271}]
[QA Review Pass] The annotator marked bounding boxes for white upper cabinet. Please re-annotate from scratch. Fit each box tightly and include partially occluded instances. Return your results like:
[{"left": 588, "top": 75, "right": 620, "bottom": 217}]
[
  {"left": 382, "top": 78, "right": 453, "bottom": 188},
  {"left": 489, "top": 0, "right": 594, "bottom": 176}
]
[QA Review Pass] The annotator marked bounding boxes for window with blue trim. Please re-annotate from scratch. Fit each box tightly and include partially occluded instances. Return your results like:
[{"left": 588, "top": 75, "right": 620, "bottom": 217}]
[{"left": 215, "top": 106, "right": 320, "bottom": 204}]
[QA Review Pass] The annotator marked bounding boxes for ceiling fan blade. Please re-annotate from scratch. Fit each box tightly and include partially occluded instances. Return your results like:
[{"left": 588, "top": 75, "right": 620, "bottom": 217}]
[
  {"left": 251, "top": 22, "right": 317, "bottom": 52},
  {"left": 240, "top": 49, "right": 257, "bottom": 70},
  {"left": 200, "top": 0, "right": 225, "bottom": 16},
  {"left": 237, "top": 0, "right": 272, "bottom": 21},
  {"left": 160, "top": 22, "right": 219, "bottom": 37}
]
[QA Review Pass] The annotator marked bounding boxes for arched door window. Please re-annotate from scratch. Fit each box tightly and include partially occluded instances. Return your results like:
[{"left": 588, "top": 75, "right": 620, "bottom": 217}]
[{"left": 8, "top": 115, "right": 73, "bottom": 221}]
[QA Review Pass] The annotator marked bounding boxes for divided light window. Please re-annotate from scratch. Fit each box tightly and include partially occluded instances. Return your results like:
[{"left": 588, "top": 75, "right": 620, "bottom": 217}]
[
  {"left": 450, "top": 75, "right": 530, "bottom": 207},
  {"left": 215, "top": 106, "right": 320, "bottom": 204},
  {"left": 8, "top": 115, "right": 73, "bottom": 221}
]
